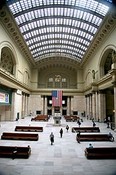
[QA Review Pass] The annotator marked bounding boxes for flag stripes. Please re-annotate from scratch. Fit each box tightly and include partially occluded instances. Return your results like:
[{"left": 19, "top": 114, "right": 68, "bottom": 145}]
[{"left": 52, "top": 90, "right": 62, "bottom": 107}]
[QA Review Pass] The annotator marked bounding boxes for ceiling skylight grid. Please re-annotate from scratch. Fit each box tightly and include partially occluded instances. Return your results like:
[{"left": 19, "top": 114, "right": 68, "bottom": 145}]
[{"left": 7, "top": 0, "right": 112, "bottom": 61}]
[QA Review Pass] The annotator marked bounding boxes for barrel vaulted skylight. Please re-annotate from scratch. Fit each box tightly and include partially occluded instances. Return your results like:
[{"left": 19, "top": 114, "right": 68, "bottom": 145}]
[{"left": 7, "top": 0, "right": 112, "bottom": 62}]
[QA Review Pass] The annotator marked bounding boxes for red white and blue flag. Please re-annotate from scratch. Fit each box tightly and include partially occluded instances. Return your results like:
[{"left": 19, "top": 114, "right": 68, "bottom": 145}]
[{"left": 52, "top": 90, "right": 62, "bottom": 107}]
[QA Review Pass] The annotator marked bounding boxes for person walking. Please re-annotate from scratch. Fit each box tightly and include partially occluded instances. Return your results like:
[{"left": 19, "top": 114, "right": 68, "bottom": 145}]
[
  {"left": 66, "top": 125, "right": 69, "bottom": 132},
  {"left": 93, "top": 121, "right": 96, "bottom": 127},
  {"left": 50, "top": 132, "right": 54, "bottom": 145},
  {"left": 77, "top": 119, "right": 81, "bottom": 127},
  {"left": 59, "top": 128, "right": 63, "bottom": 138},
  {"left": 76, "top": 131, "right": 80, "bottom": 143}
]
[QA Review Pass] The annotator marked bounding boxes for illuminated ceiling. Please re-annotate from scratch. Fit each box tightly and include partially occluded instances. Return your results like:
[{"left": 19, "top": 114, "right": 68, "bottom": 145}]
[{"left": 6, "top": 0, "right": 113, "bottom": 63}]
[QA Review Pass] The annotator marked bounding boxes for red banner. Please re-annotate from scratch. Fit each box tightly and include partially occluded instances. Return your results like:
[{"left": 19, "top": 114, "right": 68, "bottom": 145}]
[{"left": 52, "top": 90, "right": 62, "bottom": 107}]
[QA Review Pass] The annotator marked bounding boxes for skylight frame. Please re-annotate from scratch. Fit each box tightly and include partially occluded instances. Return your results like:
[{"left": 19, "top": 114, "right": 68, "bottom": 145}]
[{"left": 7, "top": 0, "right": 112, "bottom": 61}]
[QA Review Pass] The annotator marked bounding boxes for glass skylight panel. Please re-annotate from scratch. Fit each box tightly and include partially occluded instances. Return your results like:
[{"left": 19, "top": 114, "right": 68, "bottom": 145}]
[{"left": 7, "top": 0, "right": 111, "bottom": 61}]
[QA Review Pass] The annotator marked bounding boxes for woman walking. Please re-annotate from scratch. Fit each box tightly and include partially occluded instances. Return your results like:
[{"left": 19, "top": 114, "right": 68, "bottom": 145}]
[{"left": 50, "top": 132, "right": 54, "bottom": 145}]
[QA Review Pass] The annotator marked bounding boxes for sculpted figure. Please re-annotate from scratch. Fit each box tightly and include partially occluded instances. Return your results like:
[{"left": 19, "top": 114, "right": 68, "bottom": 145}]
[
  {"left": 92, "top": 70, "right": 95, "bottom": 79},
  {"left": 112, "top": 50, "right": 116, "bottom": 63}
]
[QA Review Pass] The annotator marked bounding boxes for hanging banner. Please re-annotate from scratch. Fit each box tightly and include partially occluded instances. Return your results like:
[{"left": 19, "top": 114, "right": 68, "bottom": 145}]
[{"left": 52, "top": 90, "right": 62, "bottom": 107}]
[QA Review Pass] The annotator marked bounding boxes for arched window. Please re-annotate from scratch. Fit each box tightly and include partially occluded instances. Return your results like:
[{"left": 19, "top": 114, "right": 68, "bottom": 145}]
[
  {"left": 0, "top": 47, "right": 14, "bottom": 75},
  {"left": 100, "top": 48, "right": 113, "bottom": 77},
  {"left": 104, "top": 51, "right": 112, "bottom": 75},
  {"left": 48, "top": 75, "right": 67, "bottom": 88}
]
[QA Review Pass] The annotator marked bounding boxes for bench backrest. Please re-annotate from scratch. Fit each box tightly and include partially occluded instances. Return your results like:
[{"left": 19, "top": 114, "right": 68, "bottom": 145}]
[
  {"left": 0, "top": 146, "right": 30, "bottom": 152},
  {"left": 15, "top": 126, "right": 43, "bottom": 129},
  {"left": 73, "top": 127, "right": 99, "bottom": 130},
  {"left": 85, "top": 147, "right": 116, "bottom": 153},
  {"left": 2, "top": 132, "right": 38, "bottom": 137},
  {"left": 80, "top": 134, "right": 109, "bottom": 138}
]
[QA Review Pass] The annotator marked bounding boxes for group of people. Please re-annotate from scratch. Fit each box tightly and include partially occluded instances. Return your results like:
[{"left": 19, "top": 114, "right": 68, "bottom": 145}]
[{"left": 49, "top": 125, "right": 69, "bottom": 145}]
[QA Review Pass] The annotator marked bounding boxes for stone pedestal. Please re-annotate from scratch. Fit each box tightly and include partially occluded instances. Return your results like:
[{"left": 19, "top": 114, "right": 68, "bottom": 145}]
[{"left": 53, "top": 113, "right": 61, "bottom": 125}]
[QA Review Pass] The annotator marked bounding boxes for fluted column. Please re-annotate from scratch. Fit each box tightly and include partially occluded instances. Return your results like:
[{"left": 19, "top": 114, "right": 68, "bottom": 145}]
[
  {"left": 113, "top": 86, "right": 116, "bottom": 129},
  {"left": 42, "top": 96, "right": 45, "bottom": 115},
  {"left": 45, "top": 96, "right": 47, "bottom": 115},
  {"left": 67, "top": 96, "right": 71, "bottom": 115},
  {"left": 110, "top": 62, "right": 116, "bottom": 129},
  {"left": 89, "top": 94, "right": 92, "bottom": 119},
  {"left": 98, "top": 91, "right": 106, "bottom": 122},
  {"left": 86, "top": 95, "right": 89, "bottom": 117},
  {"left": 96, "top": 91, "right": 99, "bottom": 121},
  {"left": 92, "top": 92, "right": 96, "bottom": 120},
  {"left": 10, "top": 90, "right": 16, "bottom": 121},
  {"left": 21, "top": 93, "right": 24, "bottom": 117}
]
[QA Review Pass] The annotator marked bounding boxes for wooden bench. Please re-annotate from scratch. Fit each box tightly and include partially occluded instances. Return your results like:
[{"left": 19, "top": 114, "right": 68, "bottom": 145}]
[
  {"left": 1, "top": 132, "right": 39, "bottom": 141},
  {"left": 85, "top": 147, "right": 116, "bottom": 159},
  {"left": 31, "top": 115, "right": 49, "bottom": 121},
  {"left": 76, "top": 133, "right": 114, "bottom": 143},
  {"left": 72, "top": 126, "right": 100, "bottom": 133},
  {"left": 64, "top": 115, "right": 80, "bottom": 122},
  {"left": 0, "top": 145, "right": 31, "bottom": 159},
  {"left": 15, "top": 126, "right": 43, "bottom": 132}
]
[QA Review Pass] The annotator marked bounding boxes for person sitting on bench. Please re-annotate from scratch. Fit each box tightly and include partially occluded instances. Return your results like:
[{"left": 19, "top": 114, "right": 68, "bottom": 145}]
[
  {"left": 108, "top": 132, "right": 114, "bottom": 142},
  {"left": 88, "top": 143, "right": 93, "bottom": 148}
]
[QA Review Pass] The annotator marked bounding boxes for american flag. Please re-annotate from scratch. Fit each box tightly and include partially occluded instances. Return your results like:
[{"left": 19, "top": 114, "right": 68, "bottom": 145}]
[{"left": 52, "top": 90, "right": 62, "bottom": 107}]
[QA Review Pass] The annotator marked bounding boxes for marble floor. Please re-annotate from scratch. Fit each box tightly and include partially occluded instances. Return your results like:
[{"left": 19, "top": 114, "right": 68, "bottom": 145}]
[{"left": 0, "top": 116, "right": 116, "bottom": 175}]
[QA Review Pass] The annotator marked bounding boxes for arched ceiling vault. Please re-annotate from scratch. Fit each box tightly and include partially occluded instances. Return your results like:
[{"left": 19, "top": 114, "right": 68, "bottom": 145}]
[{"left": 0, "top": 0, "right": 116, "bottom": 70}]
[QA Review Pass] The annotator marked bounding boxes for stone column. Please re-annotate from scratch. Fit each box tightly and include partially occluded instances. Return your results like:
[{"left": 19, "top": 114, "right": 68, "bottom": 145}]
[
  {"left": 86, "top": 95, "right": 89, "bottom": 118},
  {"left": 25, "top": 94, "right": 29, "bottom": 117},
  {"left": 43, "top": 96, "right": 45, "bottom": 115},
  {"left": 24, "top": 94, "right": 26, "bottom": 117},
  {"left": 110, "top": 63, "right": 116, "bottom": 129},
  {"left": 98, "top": 90, "right": 106, "bottom": 122},
  {"left": 44, "top": 96, "right": 47, "bottom": 115},
  {"left": 89, "top": 94, "right": 92, "bottom": 119},
  {"left": 96, "top": 91, "right": 99, "bottom": 121},
  {"left": 92, "top": 92, "right": 96, "bottom": 121},
  {"left": 113, "top": 85, "right": 116, "bottom": 130},
  {"left": 85, "top": 95, "right": 87, "bottom": 117},
  {"left": 10, "top": 90, "right": 16, "bottom": 121},
  {"left": 67, "top": 96, "right": 70, "bottom": 115},
  {"left": 21, "top": 93, "right": 24, "bottom": 117},
  {"left": 69, "top": 96, "right": 72, "bottom": 115}
]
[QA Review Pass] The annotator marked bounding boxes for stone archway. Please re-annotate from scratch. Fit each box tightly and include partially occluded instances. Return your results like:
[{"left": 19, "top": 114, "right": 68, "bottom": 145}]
[
  {"left": 99, "top": 48, "right": 113, "bottom": 77},
  {"left": 0, "top": 47, "right": 16, "bottom": 75}
]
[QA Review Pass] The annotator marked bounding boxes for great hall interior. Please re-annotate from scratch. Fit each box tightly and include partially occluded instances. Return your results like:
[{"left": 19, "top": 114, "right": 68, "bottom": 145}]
[{"left": 0, "top": 0, "right": 116, "bottom": 175}]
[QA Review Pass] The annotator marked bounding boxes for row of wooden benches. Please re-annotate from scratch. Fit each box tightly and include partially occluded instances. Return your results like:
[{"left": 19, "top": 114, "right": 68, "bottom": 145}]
[
  {"left": 1, "top": 126, "right": 114, "bottom": 142},
  {"left": 64, "top": 115, "right": 80, "bottom": 122},
  {"left": 0, "top": 125, "right": 43, "bottom": 158},
  {"left": 72, "top": 126, "right": 100, "bottom": 133},
  {"left": 72, "top": 126, "right": 114, "bottom": 142},
  {"left": 1, "top": 126, "right": 44, "bottom": 140},
  {"left": 0, "top": 145, "right": 116, "bottom": 159},
  {"left": 76, "top": 133, "right": 114, "bottom": 142},
  {"left": 0, "top": 125, "right": 115, "bottom": 159},
  {"left": 31, "top": 115, "right": 50, "bottom": 121},
  {"left": 72, "top": 126, "right": 116, "bottom": 158},
  {"left": 0, "top": 145, "right": 31, "bottom": 159},
  {"left": 15, "top": 126, "right": 43, "bottom": 132},
  {"left": 85, "top": 147, "right": 116, "bottom": 159}
]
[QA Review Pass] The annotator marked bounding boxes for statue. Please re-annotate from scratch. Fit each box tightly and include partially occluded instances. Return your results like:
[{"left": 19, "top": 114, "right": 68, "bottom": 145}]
[
  {"left": 112, "top": 50, "right": 116, "bottom": 63},
  {"left": 92, "top": 70, "right": 95, "bottom": 79}
]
